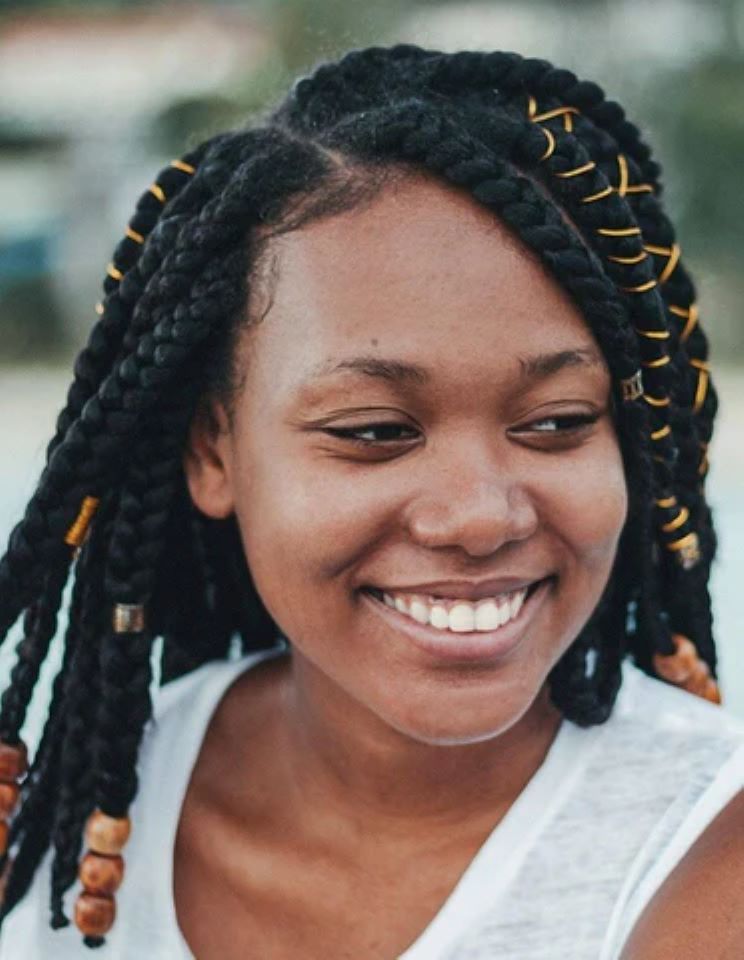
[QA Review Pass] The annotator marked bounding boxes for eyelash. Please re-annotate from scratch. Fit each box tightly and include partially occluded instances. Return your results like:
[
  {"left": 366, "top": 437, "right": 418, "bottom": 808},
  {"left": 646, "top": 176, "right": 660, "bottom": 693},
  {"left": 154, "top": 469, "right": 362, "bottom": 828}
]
[{"left": 323, "top": 413, "right": 600, "bottom": 446}]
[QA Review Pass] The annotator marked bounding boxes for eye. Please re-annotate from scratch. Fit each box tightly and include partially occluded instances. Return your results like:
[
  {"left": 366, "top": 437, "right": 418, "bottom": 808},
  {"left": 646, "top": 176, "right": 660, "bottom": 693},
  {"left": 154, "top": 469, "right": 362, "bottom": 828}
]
[
  {"left": 525, "top": 413, "right": 599, "bottom": 433},
  {"left": 323, "top": 422, "right": 420, "bottom": 445},
  {"left": 509, "top": 410, "right": 603, "bottom": 447}
]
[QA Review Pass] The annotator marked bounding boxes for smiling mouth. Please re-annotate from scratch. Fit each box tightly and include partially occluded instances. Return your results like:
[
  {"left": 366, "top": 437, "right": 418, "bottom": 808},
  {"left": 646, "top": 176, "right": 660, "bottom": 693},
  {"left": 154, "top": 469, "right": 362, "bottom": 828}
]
[{"left": 361, "top": 580, "right": 547, "bottom": 636}]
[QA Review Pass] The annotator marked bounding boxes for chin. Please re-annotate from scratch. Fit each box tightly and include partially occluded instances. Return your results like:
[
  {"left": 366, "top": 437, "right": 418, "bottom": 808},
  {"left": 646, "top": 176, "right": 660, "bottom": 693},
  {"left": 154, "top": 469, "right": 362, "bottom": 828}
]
[{"left": 379, "top": 679, "right": 540, "bottom": 748}]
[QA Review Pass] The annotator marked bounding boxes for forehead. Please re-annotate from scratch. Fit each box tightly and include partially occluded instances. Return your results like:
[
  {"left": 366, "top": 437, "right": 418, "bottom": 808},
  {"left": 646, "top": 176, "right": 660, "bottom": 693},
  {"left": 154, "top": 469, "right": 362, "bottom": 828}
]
[{"left": 244, "top": 176, "right": 599, "bottom": 393}]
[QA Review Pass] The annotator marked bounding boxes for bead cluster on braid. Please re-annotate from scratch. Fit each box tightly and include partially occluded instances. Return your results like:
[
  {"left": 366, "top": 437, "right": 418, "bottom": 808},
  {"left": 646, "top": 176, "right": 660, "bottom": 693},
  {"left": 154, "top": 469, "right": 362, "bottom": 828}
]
[{"left": 0, "top": 45, "right": 722, "bottom": 945}]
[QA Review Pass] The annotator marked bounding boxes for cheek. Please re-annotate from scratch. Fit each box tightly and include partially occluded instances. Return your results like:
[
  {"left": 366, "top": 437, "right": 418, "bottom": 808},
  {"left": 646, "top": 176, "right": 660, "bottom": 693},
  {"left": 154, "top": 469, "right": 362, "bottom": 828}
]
[
  {"left": 547, "top": 435, "right": 628, "bottom": 568},
  {"left": 231, "top": 446, "right": 392, "bottom": 609}
]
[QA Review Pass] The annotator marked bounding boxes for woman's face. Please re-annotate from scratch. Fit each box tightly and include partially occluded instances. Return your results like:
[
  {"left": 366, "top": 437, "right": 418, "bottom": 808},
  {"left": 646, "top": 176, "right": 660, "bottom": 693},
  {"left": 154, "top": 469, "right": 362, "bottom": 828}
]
[{"left": 187, "top": 176, "right": 627, "bottom": 745}]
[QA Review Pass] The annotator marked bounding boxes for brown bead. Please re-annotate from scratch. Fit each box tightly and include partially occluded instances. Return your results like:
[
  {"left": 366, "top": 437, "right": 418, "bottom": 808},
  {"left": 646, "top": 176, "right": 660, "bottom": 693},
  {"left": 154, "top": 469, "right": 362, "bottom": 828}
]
[
  {"left": 653, "top": 635, "right": 698, "bottom": 683},
  {"left": 74, "top": 892, "right": 116, "bottom": 938},
  {"left": 0, "top": 821, "right": 8, "bottom": 857},
  {"left": 703, "top": 678, "right": 722, "bottom": 705},
  {"left": 0, "top": 741, "right": 27, "bottom": 781},
  {"left": 84, "top": 811, "right": 131, "bottom": 856},
  {"left": 0, "top": 782, "right": 20, "bottom": 819},
  {"left": 79, "top": 853, "right": 125, "bottom": 896},
  {"left": 0, "top": 856, "right": 12, "bottom": 904},
  {"left": 683, "top": 658, "right": 711, "bottom": 697}
]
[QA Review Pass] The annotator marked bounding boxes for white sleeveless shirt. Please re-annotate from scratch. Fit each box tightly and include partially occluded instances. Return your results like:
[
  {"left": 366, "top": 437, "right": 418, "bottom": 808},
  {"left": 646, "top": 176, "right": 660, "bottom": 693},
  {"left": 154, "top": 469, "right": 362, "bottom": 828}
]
[{"left": 2, "top": 651, "right": 743, "bottom": 959}]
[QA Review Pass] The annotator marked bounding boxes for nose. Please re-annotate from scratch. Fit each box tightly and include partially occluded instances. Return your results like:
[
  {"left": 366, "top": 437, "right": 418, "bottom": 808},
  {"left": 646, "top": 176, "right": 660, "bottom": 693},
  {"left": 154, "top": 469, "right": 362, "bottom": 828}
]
[{"left": 404, "top": 439, "right": 538, "bottom": 558}]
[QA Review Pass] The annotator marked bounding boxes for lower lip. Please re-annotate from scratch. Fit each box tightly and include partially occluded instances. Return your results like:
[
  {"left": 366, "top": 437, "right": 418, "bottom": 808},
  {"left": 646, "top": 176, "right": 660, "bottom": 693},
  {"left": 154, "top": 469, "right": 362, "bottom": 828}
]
[{"left": 360, "top": 580, "right": 551, "bottom": 665}]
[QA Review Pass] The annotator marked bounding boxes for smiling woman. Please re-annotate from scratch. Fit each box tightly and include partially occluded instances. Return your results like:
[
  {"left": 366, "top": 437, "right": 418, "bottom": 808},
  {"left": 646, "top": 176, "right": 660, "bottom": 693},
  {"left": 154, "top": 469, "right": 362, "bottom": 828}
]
[{"left": 0, "top": 44, "right": 741, "bottom": 960}]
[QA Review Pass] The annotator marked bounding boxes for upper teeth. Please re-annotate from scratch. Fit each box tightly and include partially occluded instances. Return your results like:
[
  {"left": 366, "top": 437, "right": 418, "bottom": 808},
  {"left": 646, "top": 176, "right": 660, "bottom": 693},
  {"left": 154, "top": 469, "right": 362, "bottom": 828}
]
[{"left": 380, "top": 588, "right": 528, "bottom": 634}]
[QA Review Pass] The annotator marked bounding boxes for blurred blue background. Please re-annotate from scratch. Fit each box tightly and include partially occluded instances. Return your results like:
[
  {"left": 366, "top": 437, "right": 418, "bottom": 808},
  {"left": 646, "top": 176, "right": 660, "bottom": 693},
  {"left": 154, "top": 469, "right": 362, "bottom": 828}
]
[{"left": 1, "top": 0, "right": 742, "bottom": 738}]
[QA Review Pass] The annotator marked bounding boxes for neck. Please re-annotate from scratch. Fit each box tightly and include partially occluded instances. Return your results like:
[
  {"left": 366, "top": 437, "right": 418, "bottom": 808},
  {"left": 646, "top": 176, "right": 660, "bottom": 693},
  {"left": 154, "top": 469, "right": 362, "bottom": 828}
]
[{"left": 277, "top": 652, "right": 561, "bottom": 833}]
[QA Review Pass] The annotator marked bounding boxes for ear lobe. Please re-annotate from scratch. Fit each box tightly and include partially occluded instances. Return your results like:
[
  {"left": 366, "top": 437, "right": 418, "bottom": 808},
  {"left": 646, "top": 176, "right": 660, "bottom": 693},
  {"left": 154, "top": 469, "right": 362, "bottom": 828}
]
[{"left": 183, "top": 402, "right": 235, "bottom": 519}]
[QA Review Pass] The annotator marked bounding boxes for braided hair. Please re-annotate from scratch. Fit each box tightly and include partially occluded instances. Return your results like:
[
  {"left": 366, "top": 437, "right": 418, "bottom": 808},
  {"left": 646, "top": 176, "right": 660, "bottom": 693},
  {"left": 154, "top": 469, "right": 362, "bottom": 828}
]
[{"left": 0, "top": 44, "right": 719, "bottom": 944}]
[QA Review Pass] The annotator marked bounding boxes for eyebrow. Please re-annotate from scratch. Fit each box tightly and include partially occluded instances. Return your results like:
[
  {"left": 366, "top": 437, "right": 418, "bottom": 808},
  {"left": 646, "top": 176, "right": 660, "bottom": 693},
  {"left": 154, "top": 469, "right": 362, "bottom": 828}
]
[
  {"left": 517, "top": 347, "right": 604, "bottom": 381},
  {"left": 306, "top": 346, "right": 603, "bottom": 391},
  {"left": 309, "top": 355, "right": 429, "bottom": 386}
]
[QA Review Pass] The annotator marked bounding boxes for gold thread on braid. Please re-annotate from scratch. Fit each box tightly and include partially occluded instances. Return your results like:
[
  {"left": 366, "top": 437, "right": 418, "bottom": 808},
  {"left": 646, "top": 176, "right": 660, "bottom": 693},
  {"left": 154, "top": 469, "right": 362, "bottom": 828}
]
[
  {"left": 681, "top": 308, "right": 700, "bottom": 342},
  {"left": 170, "top": 159, "right": 196, "bottom": 175},
  {"left": 673, "top": 303, "right": 699, "bottom": 343},
  {"left": 698, "top": 443, "right": 710, "bottom": 477},
  {"left": 665, "top": 531, "right": 701, "bottom": 569},
  {"left": 662, "top": 506, "right": 690, "bottom": 533},
  {"left": 644, "top": 394, "right": 671, "bottom": 408},
  {"left": 624, "top": 183, "right": 654, "bottom": 194},
  {"left": 693, "top": 368, "right": 709, "bottom": 414},
  {"left": 125, "top": 226, "right": 144, "bottom": 244},
  {"left": 621, "top": 370, "right": 644, "bottom": 401},
  {"left": 616, "top": 154, "right": 630, "bottom": 197},
  {"left": 642, "top": 355, "right": 671, "bottom": 369},
  {"left": 531, "top": 105, "right": 581, "bottom": 126},
  {"left": 656, "top": 495, "right": 677, "bottom": 508},
  {"left": 556, "top": 161, "right": 596, "bottom": 179},
  {"left": 527, "top": 95, "right": 538, "bottom": 118},
  {"left": 608, "top": 251, "right": 648, "bottom": 265},
  {"left": 538, "top": 127, "right": 556, "bottom": 162},
  {"left": 597, "top": 226, "right": 642, "bottom": 237},
  {"left": 94, "top": 302, "right": 104, "bottom": 316},
  {"left": 64, "top": 497, "right": 100, "bottom": 548},
  {"left": 689, "top": 358, "right": 710, "bottom": 372},
  {"left": 106, "top": 264, "right": 123, "bottom": 282},
  {"left": 636, "top": 328, "right": 670, "bottom": 340},
  {"left": 644, "top": 243, "right": 681, "bottom": 284},
  {"left": 148, "top": 183, "right": 166, "bottom": 203},
  {"left": 621, "top": 279, "right": 658, "bottom": 294},
  {"left": 582, "top": 186, "right": 614, "bottom": 204},
  {"left": 651, "top": 425, "right": 672, "bottom": 441}
]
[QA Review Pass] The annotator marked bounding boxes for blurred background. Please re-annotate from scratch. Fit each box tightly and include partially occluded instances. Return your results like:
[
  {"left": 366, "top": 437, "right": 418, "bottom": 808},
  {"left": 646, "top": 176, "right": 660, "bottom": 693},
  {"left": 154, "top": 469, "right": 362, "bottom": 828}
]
[{"left": 1, "top": 0, "right": 742, "bottom": 737}]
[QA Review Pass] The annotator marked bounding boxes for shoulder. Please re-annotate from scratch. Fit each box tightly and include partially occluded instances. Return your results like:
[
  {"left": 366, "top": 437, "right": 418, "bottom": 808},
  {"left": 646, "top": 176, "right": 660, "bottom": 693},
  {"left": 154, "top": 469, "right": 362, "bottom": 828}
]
[
  {"left": 0, "top": 649, "right": 283, "bottom": 959},
  {"left": 620, "top": 788, "right": 744, "bottom": 960},
  {"left": 605, "top": 665, "right": 744, "bottom": 959},
  {"left": 587, "top": 663, "right": 744, "bottom": 819},
  {"left": 609, "top": 663, "right": 744, "bottom": 764}
]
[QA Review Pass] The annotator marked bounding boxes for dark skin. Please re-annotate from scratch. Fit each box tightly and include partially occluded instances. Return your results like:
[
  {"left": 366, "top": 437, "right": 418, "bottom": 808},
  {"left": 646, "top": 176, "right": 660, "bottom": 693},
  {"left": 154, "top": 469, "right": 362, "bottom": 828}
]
[
  {"left": 180, "top": 176, "right": 628, "bottom": 959},
  {"left": 620, "top": 789, "right": 744, "bottom": 960}
]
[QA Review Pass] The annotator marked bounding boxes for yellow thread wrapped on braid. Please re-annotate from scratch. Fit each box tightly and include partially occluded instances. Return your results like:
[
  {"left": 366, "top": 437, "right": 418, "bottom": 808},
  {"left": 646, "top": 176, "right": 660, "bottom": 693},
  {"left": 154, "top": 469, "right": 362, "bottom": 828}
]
[{"left": 526, "top": 93, "right": 715, "bottom": 697}]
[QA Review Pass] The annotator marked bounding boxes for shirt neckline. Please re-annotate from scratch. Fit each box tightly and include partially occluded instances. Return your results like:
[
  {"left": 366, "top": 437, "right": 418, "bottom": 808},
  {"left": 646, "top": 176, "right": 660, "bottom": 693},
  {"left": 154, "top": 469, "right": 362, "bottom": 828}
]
[
  {"left": 151, "top": 654, "right": 605, "bottom": 959},
  {"left": 398, "top": 718, "right": 605, "bottom": 958}
]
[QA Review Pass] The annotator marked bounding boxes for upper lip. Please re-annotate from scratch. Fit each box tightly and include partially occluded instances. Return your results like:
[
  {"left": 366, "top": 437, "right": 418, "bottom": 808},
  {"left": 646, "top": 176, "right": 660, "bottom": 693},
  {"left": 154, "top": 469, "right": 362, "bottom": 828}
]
[{"left": 366, "top": 577, "right": 546, "bottom": 602}]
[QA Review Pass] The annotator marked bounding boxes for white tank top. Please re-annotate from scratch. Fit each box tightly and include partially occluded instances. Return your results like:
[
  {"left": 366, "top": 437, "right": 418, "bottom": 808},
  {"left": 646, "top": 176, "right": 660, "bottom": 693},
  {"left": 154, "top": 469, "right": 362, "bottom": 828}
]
[{"left": 2, "top": 650, "right": 743, "bottom": 959}]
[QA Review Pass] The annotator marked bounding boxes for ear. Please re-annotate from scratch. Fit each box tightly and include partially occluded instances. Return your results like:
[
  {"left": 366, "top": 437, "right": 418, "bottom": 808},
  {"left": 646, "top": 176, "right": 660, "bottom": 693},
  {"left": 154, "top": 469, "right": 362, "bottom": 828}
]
[{"left": 183, "top": 401, "right": 235, "bottom": 519}]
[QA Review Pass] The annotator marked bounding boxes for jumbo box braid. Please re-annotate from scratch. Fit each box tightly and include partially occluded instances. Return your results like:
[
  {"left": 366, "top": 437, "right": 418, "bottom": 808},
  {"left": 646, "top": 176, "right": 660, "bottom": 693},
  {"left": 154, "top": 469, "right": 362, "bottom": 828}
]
[{"left": 0, "top": 44, "right": 719, "bottom": 943}]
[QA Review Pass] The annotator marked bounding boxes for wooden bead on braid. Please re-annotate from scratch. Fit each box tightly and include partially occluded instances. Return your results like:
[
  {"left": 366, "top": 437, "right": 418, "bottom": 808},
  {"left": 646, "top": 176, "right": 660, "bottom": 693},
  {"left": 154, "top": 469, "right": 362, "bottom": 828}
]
[
  {"left": 0, "top": 740, "right": 28, "bottom": 781},
  {"left": 653, "top": 634, "right": 721, "bottom": 704},
  {"left": 83, "top": 811, "right": 131, "bottom": 856},
  {"left": 79, "top": 852, "right": 125, "bottom": 896},
  {"left": 74, "top": 811, "right": 131, "bottom": 938},
  {"left": 74, "top": 892, "right": 116, "bottom": 939},
  {"left": 0, "top": 739, "right": 28, "bottom": 855},
  {"left": 0, "top": 782, "right": 20, "bottom": 819}
]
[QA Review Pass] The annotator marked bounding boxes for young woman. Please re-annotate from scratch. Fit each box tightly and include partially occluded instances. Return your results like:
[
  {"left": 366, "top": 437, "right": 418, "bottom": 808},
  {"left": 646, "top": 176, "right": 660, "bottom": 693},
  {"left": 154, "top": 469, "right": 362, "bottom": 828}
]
[{"left": 0, "top": 45, "right": 741, "bottom": 959}]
